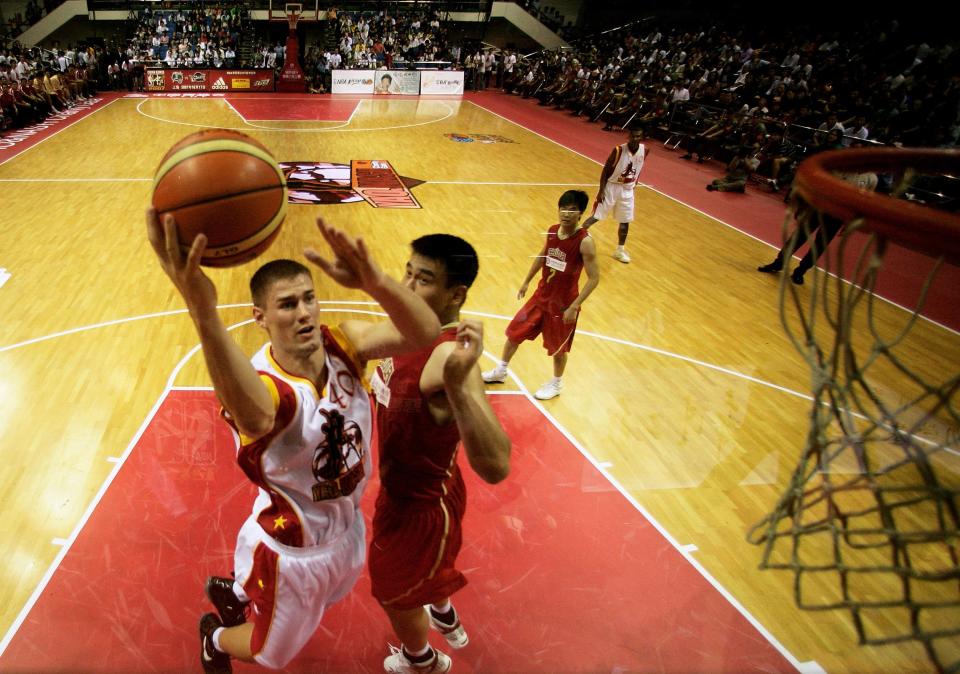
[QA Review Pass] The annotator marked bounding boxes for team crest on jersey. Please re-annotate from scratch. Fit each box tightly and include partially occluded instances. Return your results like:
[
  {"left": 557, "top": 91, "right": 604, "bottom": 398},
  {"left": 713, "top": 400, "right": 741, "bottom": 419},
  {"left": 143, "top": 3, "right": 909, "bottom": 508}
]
[
  {"left": 311, "top": 409, "right": 365, "bottom": 501},
  {"left": 619, "top": 164, "right": 637, "bottom": 182},
  {"left": 280, "top": 161, "right": 423, "bottom": 208}
]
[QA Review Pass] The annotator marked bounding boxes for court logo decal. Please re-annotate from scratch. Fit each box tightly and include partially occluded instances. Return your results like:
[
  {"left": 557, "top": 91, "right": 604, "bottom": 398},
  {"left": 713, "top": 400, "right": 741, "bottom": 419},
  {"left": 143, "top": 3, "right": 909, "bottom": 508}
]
[
  {"left": 280, "top": 160, "right": 423, "bottom": 208},
  {"left": 445, "top": 133, "right": 515, "bottom": 144}
]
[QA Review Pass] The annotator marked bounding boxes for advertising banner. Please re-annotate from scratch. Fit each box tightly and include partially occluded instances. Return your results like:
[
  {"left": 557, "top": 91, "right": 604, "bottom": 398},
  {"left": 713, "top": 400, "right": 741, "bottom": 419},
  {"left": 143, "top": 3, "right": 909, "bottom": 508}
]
[
  {"left": 419, "top": 71, "right": 464, "bottom": 95},
  {"left": 145, "top": 69, "right": 275, "bottom": 92},
  {"left": 331, "top": 70, "right": 376, "bottom": 94},
  {"left": 373, "top": 70, "right": 421, "bottom": 95}
]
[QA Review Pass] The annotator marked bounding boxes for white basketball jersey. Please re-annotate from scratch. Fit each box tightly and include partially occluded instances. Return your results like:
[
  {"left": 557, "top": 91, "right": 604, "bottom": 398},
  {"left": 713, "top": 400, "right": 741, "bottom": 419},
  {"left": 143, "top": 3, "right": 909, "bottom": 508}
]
[
  {"left": 225, "top": 325, "right": 372, "bottom": 548},
  {"left": 607, "top": 143, "right": 645, "bottom": 185}
]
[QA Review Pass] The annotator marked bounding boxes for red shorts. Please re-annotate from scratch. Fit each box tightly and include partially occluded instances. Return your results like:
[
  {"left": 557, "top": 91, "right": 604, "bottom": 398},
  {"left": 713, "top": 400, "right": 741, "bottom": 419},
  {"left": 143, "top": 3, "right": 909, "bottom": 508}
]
[
  {"left": 505, "top": 297, "right": 578, "bottom": 356},
  {"left": 369, "top": 470, "right": 467, "bottom": 610}
]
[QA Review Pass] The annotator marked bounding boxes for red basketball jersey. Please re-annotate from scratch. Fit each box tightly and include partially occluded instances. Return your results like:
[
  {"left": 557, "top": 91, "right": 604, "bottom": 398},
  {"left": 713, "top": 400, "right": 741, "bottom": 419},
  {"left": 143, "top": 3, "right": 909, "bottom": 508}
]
[
  {"left": 531, "top": 224, "right": 589, "bottom": 313},
  {"left": 373, "top": 327, "right": 461, "bottom": 500}
]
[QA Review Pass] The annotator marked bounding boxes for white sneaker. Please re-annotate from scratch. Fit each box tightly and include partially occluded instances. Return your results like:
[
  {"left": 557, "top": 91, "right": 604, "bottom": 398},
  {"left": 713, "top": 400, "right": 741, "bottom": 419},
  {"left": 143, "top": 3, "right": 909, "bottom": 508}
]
[
  {"left": 428, "top": 606, "right": 469, "bottom": 649},
  {"left": 383, "top": 645, "right": 452, "bottom": 673},
  {"left": 481, "top": 365, "right": 508, "bottom": 383},
  {"left": 534, "top": 379, "right": 563, "bottom": 400},
  {"left": 613, "top": 247, "right": 631, "bottom": 263}
]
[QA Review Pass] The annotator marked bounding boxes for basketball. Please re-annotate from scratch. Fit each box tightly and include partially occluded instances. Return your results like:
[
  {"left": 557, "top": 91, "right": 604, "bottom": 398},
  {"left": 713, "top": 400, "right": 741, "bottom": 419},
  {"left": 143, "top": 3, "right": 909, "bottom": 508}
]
[{"left": 152, "top": 129, "right": 288, "bottom": 268}]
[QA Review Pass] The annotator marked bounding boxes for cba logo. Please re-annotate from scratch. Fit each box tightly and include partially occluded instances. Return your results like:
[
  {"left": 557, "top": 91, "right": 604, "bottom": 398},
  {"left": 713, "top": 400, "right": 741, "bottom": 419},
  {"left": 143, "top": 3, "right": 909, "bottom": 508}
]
[{"left": 148, "top": 71, "right": 165, "bottom": 88}]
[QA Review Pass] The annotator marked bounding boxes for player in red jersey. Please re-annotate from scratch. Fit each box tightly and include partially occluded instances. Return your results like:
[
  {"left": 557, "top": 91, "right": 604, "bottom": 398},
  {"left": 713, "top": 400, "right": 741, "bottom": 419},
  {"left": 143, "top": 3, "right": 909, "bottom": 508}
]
[
  {"left": 482, "top": 190, "right": 600, "bottom": 400},
  {"left": 370, "top": 234, "right": 512, "bottom": 674}
]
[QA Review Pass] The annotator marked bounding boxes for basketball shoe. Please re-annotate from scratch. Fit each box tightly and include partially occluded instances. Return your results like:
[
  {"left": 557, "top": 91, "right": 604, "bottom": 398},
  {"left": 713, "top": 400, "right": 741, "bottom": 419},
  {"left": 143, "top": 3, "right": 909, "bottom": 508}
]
[
  {"left": 428, "top": 605, "right": 469, "bottom": 649},
  {"left": 534, "top": 378, "right": 563, "bottom": 400},
  {"left": 383, "top": 645, "right": 452, "bottom": 673},
  {"left": 481, "top": 365, "right": 508, "bottom": 383},
  {"left": 613, "top": 246, "right": 631, "bottom": 263},
  {"left": 199, "top": 612, "right": 232, "bottom": 674},
  {"left": 205, "top": 576, "right": 248, "bottom": 627}
]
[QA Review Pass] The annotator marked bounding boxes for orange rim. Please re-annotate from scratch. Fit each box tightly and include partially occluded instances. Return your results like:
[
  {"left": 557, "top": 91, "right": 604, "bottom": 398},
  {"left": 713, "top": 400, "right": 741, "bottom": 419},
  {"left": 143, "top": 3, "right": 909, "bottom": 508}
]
[{"left": 792, "top": 148, "right": 960, "bottom": 265}]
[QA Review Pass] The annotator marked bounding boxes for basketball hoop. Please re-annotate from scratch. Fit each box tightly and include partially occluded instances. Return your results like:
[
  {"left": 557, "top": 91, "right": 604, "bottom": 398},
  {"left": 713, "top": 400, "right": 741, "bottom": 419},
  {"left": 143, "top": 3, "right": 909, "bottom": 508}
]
[
  {"left": 285, "top": 3, "right": 302, "bottom": 30},
  {"left": 748, "top": 148, "right": 960, "bottom": 673}
]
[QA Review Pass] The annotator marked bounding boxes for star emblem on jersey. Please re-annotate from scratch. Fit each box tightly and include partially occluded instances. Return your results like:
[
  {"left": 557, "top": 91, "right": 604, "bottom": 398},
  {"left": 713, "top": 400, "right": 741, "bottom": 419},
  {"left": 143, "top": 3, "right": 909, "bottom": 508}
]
[{"left": 273, "top": 515, "right": 287, "bottom": 530}]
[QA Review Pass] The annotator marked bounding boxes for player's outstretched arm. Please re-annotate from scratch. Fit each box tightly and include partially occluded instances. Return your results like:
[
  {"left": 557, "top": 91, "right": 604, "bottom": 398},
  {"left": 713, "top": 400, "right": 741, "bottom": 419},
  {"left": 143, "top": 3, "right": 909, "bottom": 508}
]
[
  {"left": 304, "top": 217, "right": 440, "bottom": 362},
  {"left": 146, "top": 208, "right": 275, "bottom": 439},
  {"left": 424, "top": 321, "right": 511, "bottom": 483}
]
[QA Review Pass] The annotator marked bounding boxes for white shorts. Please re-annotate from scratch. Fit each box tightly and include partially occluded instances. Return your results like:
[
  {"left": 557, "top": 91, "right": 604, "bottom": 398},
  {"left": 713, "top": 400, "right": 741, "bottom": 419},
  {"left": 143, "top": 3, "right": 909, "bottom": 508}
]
[
  {"left": 591, "top": 182, "right": 635, "bottom": 223},
  {"left": 232, "top": 512, "right": 366, "bottom": 669}
]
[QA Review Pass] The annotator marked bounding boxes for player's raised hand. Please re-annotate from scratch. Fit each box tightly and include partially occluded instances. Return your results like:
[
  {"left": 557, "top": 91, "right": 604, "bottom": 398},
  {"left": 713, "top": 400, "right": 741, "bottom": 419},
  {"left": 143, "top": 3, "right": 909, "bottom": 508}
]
[
  {"left": 443, "top": 320, "right": 483, "bottom": 389},
  {"left": 146, "top": 208, "right": 217, "bottom": 311},
  {"left": 304, "top": 217, "right": 385, "bottom": 292}
]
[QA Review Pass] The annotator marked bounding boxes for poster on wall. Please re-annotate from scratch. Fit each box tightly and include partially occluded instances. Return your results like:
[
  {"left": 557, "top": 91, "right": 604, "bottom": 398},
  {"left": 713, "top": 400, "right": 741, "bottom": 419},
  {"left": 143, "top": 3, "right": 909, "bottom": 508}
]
[
  {"left": 331, "top": 70, "right": 376, "bottom": 94},
  {"left": 420, "top": 71, "right": 464, "bottom": 95},
  {"left": 373, "top": 70, "right": 421, "bottom": 95}
]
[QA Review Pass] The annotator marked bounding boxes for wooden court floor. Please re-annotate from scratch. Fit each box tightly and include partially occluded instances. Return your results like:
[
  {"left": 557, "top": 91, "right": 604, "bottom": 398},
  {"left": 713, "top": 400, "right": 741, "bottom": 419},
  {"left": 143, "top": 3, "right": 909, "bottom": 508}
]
[{"left": 0, "top": 94, "right": 957, "bottom": 673}]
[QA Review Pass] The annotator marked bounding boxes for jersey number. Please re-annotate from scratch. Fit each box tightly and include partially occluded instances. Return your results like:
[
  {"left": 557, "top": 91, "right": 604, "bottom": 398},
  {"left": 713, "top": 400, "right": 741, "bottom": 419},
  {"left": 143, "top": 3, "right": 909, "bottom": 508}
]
[{"left": 546, "top": 268, "right": 557, "bottom": 284}]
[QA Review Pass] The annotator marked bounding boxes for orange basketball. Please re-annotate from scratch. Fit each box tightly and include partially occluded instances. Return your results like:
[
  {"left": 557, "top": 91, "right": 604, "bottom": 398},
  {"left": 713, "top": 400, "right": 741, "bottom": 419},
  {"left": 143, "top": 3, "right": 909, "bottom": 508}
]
[{"left": 152, "top": 129, "right": 287, "bottom": 268}]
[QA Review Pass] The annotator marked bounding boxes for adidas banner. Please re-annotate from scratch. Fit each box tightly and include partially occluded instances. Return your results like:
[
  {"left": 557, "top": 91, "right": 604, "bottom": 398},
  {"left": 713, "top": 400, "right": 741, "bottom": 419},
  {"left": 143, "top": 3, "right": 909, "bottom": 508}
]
[{"left": 146, "top": 69, "right": 275, "bottom": 92}]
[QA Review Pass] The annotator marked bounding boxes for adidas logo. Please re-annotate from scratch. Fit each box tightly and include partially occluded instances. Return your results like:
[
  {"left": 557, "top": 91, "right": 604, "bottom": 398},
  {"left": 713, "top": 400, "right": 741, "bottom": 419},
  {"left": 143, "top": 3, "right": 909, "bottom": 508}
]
[{"left": 212, "top": 77, "right": 227, "bottom": 90}]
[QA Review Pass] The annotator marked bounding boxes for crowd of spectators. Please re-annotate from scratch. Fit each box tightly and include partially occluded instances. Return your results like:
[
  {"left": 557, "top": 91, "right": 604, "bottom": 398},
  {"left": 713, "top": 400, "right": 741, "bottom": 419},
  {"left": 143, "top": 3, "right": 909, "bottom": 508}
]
[
  {"left": 1, "top": 43, "right": 100, "bottom": 134},
  {"left": 1, "top": 0, "right": 65, "bottom": 41},
  {"left": 292, "top": 7, "right": 454, "bottom": 93},
  {"left": 500, "top": 18, "right": 959, "bottom": 193},
  {"left": 515, "top": 0, "right": 577, "bottom": 39},
  {"left": 126, "top": 5, "right": 246, "bottom": 69}
]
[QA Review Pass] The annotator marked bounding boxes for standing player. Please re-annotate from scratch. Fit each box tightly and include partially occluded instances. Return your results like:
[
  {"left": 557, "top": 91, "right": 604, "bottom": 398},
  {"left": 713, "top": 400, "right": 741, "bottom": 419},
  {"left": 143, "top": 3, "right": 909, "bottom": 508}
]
[
  {"left": 370, "top": 234, "right": 512, "bottom": 673},
  {"left": 482, "top": 190, "right": 600, "bottom": 400},
  {"left": 581, "top": 124, "right": 648, "bottom": 264},
  {"left": 146, "top": 210, "right": 440, "bottom": 674}
]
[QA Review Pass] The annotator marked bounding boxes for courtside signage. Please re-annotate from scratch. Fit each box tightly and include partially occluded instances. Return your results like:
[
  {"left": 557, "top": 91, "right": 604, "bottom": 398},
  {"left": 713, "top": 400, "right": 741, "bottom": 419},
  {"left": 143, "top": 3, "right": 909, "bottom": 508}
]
[
  {"left": 146, "top": 69, "right": 274, "bottom": 92},
  {"left": 420, "top": 71, "right": 464, "bottom": 95},
  {"left": 331, "top": 70, "right": 375, "bottom": 94}
]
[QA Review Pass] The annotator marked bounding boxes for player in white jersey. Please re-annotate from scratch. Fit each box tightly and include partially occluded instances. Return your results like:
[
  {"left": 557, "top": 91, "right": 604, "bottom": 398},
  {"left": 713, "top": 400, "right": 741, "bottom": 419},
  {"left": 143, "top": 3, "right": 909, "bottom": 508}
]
[
  {"left": 147, "top": 212, "right": 441, "bottom": 673},
  {"left": 582, "top": 124, "right": 647, "bottom": 264}
]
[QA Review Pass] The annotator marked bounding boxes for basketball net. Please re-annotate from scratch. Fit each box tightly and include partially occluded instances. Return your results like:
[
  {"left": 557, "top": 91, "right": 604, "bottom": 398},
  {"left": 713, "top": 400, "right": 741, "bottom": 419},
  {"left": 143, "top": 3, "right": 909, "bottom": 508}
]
[
  {"left": 746, "top": 149, "right": 960, "bottom": 673},
  {"left": 286, "top": 10, "right": 300, "bottom": 32}
]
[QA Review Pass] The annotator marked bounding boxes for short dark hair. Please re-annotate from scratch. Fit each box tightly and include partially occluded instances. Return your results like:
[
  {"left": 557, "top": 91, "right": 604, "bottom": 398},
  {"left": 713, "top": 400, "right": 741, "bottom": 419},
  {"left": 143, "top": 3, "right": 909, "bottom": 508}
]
[
  {"left": 411, "top": 234, "right": 478, "bottom": 289},
  {"left": 250, "top": 259, "right": 312, "bottom": 307},
  {"left": 558, "top": 189, "right": 589, "bottom": 213},
  {"left": 381, "top": 73, "right": 392, "bottom": 82}
]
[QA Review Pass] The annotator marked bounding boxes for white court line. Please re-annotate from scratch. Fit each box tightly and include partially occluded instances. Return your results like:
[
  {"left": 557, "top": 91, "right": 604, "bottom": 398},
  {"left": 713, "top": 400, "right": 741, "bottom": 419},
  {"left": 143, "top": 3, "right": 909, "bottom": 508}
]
[
  {"left": 232, "top": 98, "right": 360, "bottom": 132},
  {"left": 0, "top": 98, "right": 118, "bottom": 167},
  {"left": 483, "top": 351, "right": 818, "bottom": 674},
  {"left": 680, "top": 543, "right": 699, "bottom": 553},
  {"left": 0, "top": 268, "right": 11, "bottom": 288},
  {"left": 466, "top": 99, "right": 960, "bottom": 337},
  {"left": 0, "top": 178, "right": 151, "bottom": 182},
  {"left": 0, "top": 316, "right": 252, "bottom": 659},
  {"left": 135, "top": 97, "right": 455, "bottom": 133},
  {"left": 6, "top": 300, "right": 953, "bottom": 454},
  {"left": 105, "top": 456, "right": 121, "bottom": 463},
  {"left": 0, "top": 301, "right": 378, "bottom": 353},
  {"left": 429, "top": 180, "right": 594, "bottom": 186}
]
